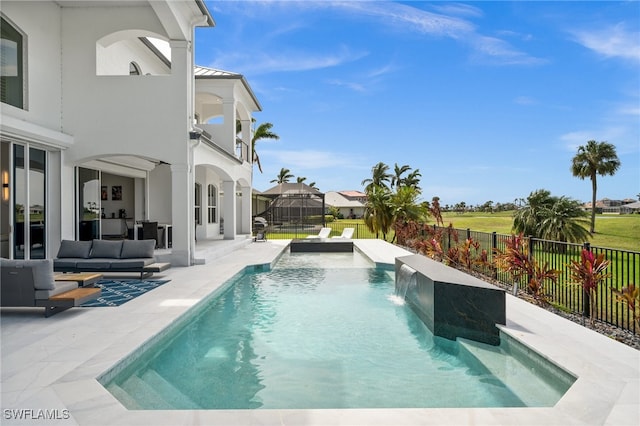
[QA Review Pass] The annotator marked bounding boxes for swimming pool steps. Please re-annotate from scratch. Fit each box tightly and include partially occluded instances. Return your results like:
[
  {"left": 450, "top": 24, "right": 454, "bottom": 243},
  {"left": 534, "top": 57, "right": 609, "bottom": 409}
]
[
  {"left": 458, "top": 338, "right": 570, "bottom": 407},
  {"left": 109, "top": 368, "right": 200, "bottom": 409}
]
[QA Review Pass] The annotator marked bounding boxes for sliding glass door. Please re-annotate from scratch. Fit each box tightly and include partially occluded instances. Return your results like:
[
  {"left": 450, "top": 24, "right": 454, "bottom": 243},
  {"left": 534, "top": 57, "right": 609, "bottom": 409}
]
[{"left": 9, "top": 143, "right": 46, "bottom": 259}]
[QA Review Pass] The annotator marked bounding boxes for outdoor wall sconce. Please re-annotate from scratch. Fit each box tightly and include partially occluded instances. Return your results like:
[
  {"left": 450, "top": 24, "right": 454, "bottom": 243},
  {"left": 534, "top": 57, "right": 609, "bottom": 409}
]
[{"left": 2, "top": 170, "right": 9, "bottom": 202}]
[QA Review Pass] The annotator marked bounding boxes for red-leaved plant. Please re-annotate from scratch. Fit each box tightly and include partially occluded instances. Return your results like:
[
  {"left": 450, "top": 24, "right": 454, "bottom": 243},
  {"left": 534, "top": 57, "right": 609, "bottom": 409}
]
[
  {"left": 568, "top": 249, "right": 611, "bottom": 325},
  {"left": 493, "top": 234, "right": 558, "bottom": 304},
  {"left": 611, "top": 284, "right": 640, "bottom": 328}
]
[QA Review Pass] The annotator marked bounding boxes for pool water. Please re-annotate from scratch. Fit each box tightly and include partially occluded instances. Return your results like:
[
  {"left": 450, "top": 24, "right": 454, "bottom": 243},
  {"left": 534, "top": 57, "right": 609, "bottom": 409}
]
[{"left": 103, "top": 251, "right": 574, "bottom": 409}]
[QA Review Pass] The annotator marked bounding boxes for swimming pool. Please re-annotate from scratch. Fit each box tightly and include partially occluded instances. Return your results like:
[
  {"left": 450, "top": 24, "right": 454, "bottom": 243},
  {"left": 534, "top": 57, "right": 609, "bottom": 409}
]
[{"left": 101, "top": 251, "right": 574, "bottom": 410}]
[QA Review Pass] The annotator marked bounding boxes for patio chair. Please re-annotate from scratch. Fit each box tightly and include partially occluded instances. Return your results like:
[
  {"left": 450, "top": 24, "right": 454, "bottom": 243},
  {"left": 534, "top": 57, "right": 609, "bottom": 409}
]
[
  {"left": 306, "top": 227, "right": 331, "bottom": 239},
  {"left": 142, "top": 221, "right": 159, "bottom": 248},
  {"left": 331, "top": 228, "right": 354, "bottom": 239},
  {"left": 1, "top": 259, "right": 101, "bottom": 317}
]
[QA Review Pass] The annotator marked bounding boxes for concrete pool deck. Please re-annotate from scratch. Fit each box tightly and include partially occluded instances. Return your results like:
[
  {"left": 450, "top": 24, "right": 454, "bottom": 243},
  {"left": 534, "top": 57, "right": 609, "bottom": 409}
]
[{"left": 1, "top": 239, "right": 638, "bottom": 425}]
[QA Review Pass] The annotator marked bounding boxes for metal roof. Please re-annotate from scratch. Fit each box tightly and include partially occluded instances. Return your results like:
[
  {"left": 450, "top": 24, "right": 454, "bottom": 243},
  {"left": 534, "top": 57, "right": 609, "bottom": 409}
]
[{"left": 194, "top": 65, "right": 262, "bottom": 111}]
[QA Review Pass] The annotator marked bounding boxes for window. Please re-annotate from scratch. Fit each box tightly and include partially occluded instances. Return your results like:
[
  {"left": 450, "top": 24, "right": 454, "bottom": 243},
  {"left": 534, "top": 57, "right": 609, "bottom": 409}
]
[
  {"left": 194, "top": 183, "right": 201, "bottom": 225},
  {"left": 207, "top": 184, "right": 217, "bottom": 223},
  {"left": 129, "top": 62, "right": 141, "bottom": 75},
  {"left": 12, "top": 145, "right": 47, "bottom": 259},
  {"left": 1, "top": 16, "right": 25, "bottom": 109}
]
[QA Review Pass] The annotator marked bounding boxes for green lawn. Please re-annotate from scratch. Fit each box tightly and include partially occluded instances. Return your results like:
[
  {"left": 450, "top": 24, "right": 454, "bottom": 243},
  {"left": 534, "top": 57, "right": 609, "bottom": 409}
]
[
  {"left": 268, "top": 212, "right": 639, "bottom": 252},
  {"left": 436, "top": 211, "right": 640, "bottom": 252}
]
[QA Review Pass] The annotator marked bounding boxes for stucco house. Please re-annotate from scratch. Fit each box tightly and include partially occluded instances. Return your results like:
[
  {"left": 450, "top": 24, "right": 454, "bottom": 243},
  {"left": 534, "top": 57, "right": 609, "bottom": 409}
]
[
  {"left": 325, "top": 190, "right": 366, "bottom": 219},
  {"left": 1, "top": 0, "right": 260, "bottom": 267}
]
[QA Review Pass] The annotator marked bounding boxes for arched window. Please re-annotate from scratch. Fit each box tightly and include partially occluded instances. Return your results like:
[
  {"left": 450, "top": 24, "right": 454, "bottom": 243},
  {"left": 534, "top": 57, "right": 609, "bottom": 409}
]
[
  {"left": 207, "top": 184, "right": 217, "bottom": 223},
  {"left": 1, "top": 15, "right": 26, "bottom": 109},
  {"left": 129, "top": 62, "right": 141, "bottom": 75}
]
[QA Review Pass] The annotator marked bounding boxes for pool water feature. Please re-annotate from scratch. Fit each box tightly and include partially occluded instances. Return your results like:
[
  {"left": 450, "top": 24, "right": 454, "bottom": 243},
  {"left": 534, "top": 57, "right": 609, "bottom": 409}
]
[
  {"left": 395, "top": 263, "right": 417, "bottom": 300},
  {"left": 101, "top": 251, "right": 575, "bottom": 410}
]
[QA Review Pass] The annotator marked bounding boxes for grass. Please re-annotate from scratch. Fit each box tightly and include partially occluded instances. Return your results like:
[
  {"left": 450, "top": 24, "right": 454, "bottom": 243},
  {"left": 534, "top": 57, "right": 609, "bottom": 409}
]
[
  {"left": 267, "top": 211, "right": 639, "bottom": 252},
  {"left": 436, "top": 211, "right": 640, "bottom": 252}
]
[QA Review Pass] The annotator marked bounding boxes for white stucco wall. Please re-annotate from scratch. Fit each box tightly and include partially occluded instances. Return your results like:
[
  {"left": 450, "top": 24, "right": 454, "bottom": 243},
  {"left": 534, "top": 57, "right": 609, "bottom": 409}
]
[
  {"left": 97, "top": 38, "right": 170, "bottom": 76},
  {"left": 0, "top": 2, "right": 63, "bottom": 133},
  {"left": 148, "top": 164, "right": 172, "bottom": 224},
  {"left": 60, "top": 6, "right": 190, "bottom": 165}
]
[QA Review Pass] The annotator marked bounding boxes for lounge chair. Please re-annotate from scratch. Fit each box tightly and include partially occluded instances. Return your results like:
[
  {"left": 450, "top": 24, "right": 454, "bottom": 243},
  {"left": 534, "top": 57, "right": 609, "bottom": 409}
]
[
  {"left": 1, "top": 259, "right": 101, "bottom": 317},
  {"left": 306, "top": 227, "right": 332, "bottom": 239},
  {"left": 331, "top": 228, "right": 354, "bottom": 239}
]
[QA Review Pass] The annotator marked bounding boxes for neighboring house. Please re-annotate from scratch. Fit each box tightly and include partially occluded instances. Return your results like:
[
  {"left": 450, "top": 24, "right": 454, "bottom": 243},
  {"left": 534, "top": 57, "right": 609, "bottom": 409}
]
[
  {"left": 325, "top": 191, "right": 366, "bottom": 219},
  {"left": 0, "top": 1, "right": 260, "bottom": 267},
  {"left": 258, "top": 183, "right": 325, "bottom": 225},
  {"left": 582, "top": 198, "right": 638, "bottom": 214},
  {"left": 620, "top": 201, "right": 640, "bottom": 214}
]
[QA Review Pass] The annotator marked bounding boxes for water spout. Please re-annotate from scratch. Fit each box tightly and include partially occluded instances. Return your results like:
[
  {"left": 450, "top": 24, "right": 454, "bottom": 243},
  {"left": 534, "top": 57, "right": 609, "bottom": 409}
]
[{"left": 396, "top": 264, "right": 417, "bottom": 300}]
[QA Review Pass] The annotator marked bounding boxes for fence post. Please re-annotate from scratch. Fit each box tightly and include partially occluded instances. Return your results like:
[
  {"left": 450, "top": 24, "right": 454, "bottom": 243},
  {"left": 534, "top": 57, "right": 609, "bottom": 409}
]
[
  {"left": 519, "top": 235, "right": 534, "bottom": 296},
  {"left": 466, "top": 228, "right": 471, "bottom": 240},
  {"left": 582, "top": 242, "right": 591, "bottom": 318},
  {"left": 492, "top": 232, "right": 497, "bottom": 279}
]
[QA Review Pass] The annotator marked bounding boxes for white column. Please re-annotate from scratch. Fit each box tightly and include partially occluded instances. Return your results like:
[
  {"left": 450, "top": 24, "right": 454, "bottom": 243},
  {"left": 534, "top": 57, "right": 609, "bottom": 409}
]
[
  {"left": 223, "top": 180, "right": 236, "bottom": 240},
  {"left": 240, "top": 118, "right": 251, "bottom": 162},
  {"left": 241, "top": 184, "right": 251, "bottom": 234},
  {"left": 171, "top": 163, "right": 191, "bottom": 266},
  {"left": 222, "top": 99, "right": 236, "bottom": 153}
]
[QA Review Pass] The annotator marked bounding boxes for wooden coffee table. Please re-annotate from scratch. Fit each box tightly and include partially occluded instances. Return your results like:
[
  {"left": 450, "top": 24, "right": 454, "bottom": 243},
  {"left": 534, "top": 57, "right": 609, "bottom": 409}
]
[
  {"left": 40, "top": 287, "right": 102, "bottom": 317},
  {"left": 54, "top": 272, "right": 103, "bottom": 287}
]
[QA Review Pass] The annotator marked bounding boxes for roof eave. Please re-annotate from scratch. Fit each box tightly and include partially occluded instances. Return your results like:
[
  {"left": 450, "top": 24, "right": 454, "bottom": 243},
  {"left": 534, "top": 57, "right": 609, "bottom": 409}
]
[
  {"left": 196, "top": 73, "right": 262, "bottom": 112},
  {"left": 194, "top": 0, "right": 215, "bottom": 27}
]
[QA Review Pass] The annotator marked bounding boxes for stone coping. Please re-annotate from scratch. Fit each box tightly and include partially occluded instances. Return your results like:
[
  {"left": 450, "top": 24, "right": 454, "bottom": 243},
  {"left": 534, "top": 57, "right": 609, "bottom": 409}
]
[{"left": 1, "top": 239, "right": 637, "bottom": 425}]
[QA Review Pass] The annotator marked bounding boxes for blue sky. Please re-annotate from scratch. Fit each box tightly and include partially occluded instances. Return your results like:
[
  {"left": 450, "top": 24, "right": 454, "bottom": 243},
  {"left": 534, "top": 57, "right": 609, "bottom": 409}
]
[{"left": 196, "top": 1, "right": 639, "bottom": 207}]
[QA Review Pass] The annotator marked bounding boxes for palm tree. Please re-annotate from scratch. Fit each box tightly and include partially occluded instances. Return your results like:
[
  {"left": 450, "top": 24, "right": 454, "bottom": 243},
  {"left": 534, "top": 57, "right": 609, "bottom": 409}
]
[
  {"left": 390, "top": 186, "right": 428, "bottom": 243},
  {"left": 571, "top": 140, "right": 621, "bottom": 233},
  {"left": 296, "top": 177, "right": 306, "bottom": 183},
  {"left": 237, "top": 119, "right": 280, "bottom": 173},
  {"left": 270, "top": 168, "right": 294, "bottom": 184},
  {"left": 361, "top": 162, "right": 392, "bottom": 192},
  {"left": 513, "top": 189, "right": 554, "bottom": 237},
  {"left": 402, "top": 169, "right": 422, "bottom": 191},
  {"left": 538, "top": 196, "right": 590, "bottom": 243},
  {"left": 363, "top": 185, "right": 393, "bottom": 239},
  {"left": 391, "top": 163, "right": 410, "bottom": 189},
  {"left": 430, "top": 196, "right": 444, "bottom": 226},
  {"left": 514, "top": 189, "right": 591, "bottom": 243}
]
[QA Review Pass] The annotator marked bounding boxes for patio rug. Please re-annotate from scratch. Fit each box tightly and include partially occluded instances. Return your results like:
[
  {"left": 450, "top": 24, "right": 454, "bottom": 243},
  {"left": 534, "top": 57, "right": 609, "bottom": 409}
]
[{"left": 81, "top": 279, "right": 170, "bottom": 307}]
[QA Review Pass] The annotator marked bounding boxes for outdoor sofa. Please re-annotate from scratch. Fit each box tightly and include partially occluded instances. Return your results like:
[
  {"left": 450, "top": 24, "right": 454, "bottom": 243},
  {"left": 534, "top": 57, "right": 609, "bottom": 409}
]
[
  {"left": 1, "top": 258, "right": 101, "bottom": 317},
  {"left": 54, "top": 239, "right": 170, "bottom": 279}
]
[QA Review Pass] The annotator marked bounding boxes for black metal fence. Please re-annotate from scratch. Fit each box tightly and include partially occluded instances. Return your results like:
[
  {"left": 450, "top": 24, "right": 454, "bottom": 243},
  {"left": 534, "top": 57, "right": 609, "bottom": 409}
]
[{"left": 432, "top": 226, "right": 639, "bottom": 334}]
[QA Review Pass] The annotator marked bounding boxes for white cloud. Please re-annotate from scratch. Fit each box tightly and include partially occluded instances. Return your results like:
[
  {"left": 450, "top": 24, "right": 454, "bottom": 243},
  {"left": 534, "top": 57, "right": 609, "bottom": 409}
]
[
  {"left": 326, "top": 79, "right": 367, "bottom": 92},
  {"left": 431, "top": 3, "right": 484, "bottom": 19},
  {"left": 470, "top": 36, "right": 547, "bottom": 65},
  {"left": 215, "top": 1, "right": 544, "bottom": 68},
  {"left": 210, "top": 45, "right": 367, "bottom": 75},
  {"left": 514, "top": 96, "right": 537, "bottom": 105},
  {"left": 571, "top": 23, "right": 640, "bottom": 63}
]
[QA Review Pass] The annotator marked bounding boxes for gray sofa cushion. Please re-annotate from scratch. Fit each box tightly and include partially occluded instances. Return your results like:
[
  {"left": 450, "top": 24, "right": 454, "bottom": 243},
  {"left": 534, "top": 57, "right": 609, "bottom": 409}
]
[
  {"left": 75, "top": 259, "right": 114, "bottom": 270},
  {"left": 90, "top": 240, "right": 123, "bottom": 259},
  {"left": 120, "top": 240, "right": 155, "bottom": 259},
  {"left": 53, "top": 259, "right": 80, "bottom": 269},
  {"left": 1, "top": 259, "right": 55, "bottom": 290},
  {"left": 35, "top": 281, "right": 77, "bottom": 300},
  {"left": 109, "top": 258, "right": 155, "bottom": 270},
  {"left": 57, "top": 240, "right": 92, "bottom": 259}
]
